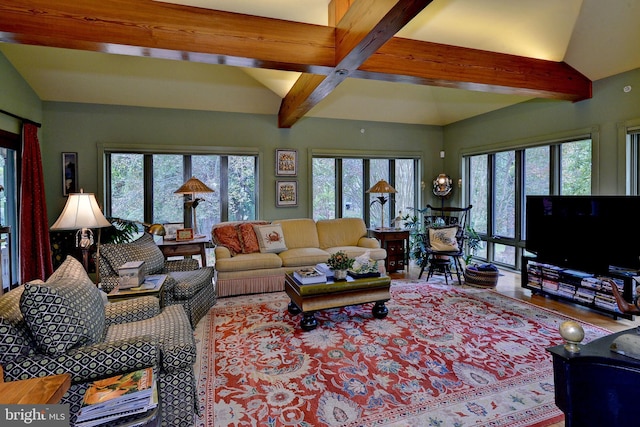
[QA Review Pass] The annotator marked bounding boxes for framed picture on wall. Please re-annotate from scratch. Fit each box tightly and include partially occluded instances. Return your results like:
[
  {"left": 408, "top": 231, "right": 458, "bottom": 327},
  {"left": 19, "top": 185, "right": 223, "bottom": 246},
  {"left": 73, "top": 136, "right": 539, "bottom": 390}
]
[
  {"left": 275, "top": 149, "right": 297, "bottom": 176},
  {"left": 62, "top": 152, "right": 78, "bottom": 196},
  {"left": 276, "top": 180, "right": 298, "bottom": 207}
]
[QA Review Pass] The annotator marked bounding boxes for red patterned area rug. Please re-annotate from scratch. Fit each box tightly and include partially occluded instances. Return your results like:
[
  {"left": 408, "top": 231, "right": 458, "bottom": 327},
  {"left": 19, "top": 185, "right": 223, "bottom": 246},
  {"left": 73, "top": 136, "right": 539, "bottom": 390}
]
[{"left": 194, "top": 278, "right": 611, "bottom": 427}]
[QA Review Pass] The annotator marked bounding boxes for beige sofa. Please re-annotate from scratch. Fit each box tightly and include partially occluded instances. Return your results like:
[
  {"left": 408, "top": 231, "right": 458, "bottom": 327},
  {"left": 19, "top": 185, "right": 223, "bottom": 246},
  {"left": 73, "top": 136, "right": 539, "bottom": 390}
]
[{"left": 212, "top": 218, "right": 386, "bottom": 297}]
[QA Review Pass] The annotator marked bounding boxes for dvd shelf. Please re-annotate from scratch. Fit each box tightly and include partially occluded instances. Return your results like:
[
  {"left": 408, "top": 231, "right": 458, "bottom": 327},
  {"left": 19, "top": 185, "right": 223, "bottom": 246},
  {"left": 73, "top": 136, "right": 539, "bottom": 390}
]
[{"left": 522, "top": 256, "right": 636, "bottom": 320}]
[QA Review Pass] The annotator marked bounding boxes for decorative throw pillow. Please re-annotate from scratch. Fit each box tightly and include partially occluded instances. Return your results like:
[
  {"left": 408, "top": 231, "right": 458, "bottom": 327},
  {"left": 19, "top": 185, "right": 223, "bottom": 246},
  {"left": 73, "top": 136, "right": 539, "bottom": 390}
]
[
  {"left": 238, "top": 223, "right": 261, "bottom": 254},
  {"left": 20, "top": 282, "right": 93, "bottom": 355},
  {"left": 253, "top": 224, "right": 288, "bottom": 254},
  {"left": 429, "top": 226, "right": 459, "bottom": 252},
  {"left": 212, "top": 224, "right": 243, "bottom": 255},
  {"left": 19, "top": 256, "right": 106, "bottom": 356}
]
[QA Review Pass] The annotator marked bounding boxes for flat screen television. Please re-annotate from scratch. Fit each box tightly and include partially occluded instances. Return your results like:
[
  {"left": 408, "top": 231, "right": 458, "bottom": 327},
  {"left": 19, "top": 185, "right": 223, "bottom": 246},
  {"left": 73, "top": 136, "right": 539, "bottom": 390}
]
[{"left": 525, "top": 195, "right": 640, "bottom": 273}]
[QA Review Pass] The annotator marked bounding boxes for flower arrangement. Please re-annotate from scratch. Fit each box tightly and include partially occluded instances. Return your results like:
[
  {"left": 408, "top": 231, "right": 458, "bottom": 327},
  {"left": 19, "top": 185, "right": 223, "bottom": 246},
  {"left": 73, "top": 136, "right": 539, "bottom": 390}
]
[{"left": 327, "top": 251, "right": 354, "bottom": 271}]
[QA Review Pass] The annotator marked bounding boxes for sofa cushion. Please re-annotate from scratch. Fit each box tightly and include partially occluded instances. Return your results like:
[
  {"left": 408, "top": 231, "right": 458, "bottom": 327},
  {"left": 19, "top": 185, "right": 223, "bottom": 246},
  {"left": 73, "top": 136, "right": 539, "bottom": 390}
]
[
  {"left": 278, "top": 248, "right": 331, "bottom": 268},
  {"left": 19, "top": 256, "right": 106, "bottom": 356},
  {"left": 105, "top": 304, "right": 196, "bottom": 372},
  {"left": 0, "top": 287, "right": 36, "bottom": 365},
  {"left": 237, "top": 223, "right": 260, "bottom": 254},
  {"left": 317, "top": 218, "right": 368, "bottom": 249},
  {"left": 253, "top": 224, "right": 288, "bottom": 253},
  {"left": 212, "top": 224, "right": 243, "bottom": 255},
  {"left": 101, "top": 233, "right": 165, "bottom": 276},
  {"left": 272, "top": 218, "right": 320, "bottom": 249},
  {"left": 214, "top": 252, "right": 282, "bottom": 272}
]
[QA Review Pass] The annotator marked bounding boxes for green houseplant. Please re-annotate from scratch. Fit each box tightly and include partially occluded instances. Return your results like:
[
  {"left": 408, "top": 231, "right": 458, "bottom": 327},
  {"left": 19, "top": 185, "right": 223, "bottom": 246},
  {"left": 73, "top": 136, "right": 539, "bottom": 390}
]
[{"left": 327, "top": 251, "right": 354, "bottom": 280}]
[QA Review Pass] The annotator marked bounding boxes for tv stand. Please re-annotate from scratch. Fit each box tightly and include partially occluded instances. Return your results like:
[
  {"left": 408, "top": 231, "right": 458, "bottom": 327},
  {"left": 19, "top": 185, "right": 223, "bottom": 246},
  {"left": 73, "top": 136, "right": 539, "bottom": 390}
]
[{"left": 521, "top": 256, "right": 636, "bottom": 320}]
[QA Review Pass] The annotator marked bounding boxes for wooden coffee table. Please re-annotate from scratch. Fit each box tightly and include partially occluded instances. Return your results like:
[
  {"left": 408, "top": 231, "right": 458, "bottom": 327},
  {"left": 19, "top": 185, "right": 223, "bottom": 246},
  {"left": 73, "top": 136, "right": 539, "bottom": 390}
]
[{"left": 285, "top": 272, "right": 391, "bottom": 331}]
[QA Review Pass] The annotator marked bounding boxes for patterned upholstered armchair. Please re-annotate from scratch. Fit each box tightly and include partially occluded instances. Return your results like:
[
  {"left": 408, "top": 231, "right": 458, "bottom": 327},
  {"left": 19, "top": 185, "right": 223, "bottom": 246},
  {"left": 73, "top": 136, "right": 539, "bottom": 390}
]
[
  {"left": 0, "top": 256, "right": 198, "bottom": 426},
  {"left": 98, "top": 233, "right": 216, "bottom": 327}
]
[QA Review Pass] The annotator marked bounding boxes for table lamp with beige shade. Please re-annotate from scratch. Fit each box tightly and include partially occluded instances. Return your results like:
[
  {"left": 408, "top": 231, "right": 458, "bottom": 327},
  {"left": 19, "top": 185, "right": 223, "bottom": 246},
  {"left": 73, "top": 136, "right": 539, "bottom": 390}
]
[
  {"left": 367, "top": 179, "right": 397, "bottom": 230},
  {"left": 174, "top": 176, "right": 215, "bottom": 237}
]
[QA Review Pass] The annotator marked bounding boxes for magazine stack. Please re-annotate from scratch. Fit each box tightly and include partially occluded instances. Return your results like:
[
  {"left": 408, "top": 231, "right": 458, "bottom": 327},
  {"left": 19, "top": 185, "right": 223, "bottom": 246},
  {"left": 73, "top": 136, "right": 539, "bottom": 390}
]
[{"left": 75, "top": 368, "right": 158, "bottom": 427}]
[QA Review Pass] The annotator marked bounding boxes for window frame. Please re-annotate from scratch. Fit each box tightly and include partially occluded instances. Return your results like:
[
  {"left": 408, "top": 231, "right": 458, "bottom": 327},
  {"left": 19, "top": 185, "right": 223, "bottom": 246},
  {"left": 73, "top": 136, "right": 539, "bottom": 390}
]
[
  {"left": 461, "top": 129, "right": 596, "bottom": 271},
  {"left": 99, "top": 143, "right": 261, "bottom": 223},
  {"left": 309, "top": 148, "right": 422, "bottom": 226}
]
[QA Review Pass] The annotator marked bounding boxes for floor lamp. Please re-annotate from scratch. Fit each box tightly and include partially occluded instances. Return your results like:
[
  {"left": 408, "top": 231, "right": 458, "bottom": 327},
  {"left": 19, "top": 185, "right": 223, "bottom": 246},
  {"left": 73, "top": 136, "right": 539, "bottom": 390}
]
[
  {"left": 174, "top": 176, "right": 215, "bottom": 237},
  {"left": 50, "top": 190, "right": 112, "bottom": 280}
]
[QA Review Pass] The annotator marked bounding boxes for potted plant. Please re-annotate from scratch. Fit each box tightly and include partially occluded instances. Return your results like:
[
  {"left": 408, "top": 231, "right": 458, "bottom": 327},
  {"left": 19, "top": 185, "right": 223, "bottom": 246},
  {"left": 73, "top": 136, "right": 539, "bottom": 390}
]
[{"left": 327, "top": 251, "right": 354, "bottom": 280}]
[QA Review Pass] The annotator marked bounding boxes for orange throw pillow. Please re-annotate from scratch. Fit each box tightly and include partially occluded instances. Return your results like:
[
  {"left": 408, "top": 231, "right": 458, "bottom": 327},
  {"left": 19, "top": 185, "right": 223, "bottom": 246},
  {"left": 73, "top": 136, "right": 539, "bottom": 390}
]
[
  {"left": 212, "top": 225, "right": 242, "bottom": 255},
  {"left": 238, "top": 223, "right": 260, "bottom": 254}
]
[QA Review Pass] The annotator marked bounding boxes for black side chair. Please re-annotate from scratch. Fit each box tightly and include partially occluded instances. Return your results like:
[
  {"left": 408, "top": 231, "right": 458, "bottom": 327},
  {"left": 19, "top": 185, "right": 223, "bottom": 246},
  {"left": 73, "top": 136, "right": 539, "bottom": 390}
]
[{"left": 418, "top": 204, "right": 472, "bottom": 285}]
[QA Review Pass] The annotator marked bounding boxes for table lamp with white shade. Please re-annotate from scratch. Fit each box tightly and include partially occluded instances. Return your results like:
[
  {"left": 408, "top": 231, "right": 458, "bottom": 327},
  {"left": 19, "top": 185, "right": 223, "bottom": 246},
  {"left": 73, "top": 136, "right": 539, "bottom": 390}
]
[{"left": 50, "top": 190, "right": 112, "bottom": 277}]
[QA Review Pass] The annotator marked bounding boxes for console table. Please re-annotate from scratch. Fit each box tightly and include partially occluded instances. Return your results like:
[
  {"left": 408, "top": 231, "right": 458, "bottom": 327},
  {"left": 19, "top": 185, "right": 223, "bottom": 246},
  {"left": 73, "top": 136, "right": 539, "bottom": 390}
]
[
  {"left": 157, "top": 236, "right": 209, "bottom": 266},
  {"left": 547, "top": 328, "right": 640, "bottom": 427}
]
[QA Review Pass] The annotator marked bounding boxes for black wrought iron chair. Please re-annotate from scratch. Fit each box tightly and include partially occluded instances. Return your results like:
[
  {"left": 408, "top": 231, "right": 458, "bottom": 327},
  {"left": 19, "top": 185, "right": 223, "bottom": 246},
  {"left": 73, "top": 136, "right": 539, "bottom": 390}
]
[{"left": 418, "top": 204, "right": 472, "bottom": 284}]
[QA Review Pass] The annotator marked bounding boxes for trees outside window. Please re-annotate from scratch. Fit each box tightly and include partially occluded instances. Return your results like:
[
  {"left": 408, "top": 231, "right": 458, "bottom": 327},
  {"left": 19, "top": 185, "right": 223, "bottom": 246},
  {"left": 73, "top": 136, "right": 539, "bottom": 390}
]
[
  {"left": 465, "top": 137, "right": 592, "bottom": 270},
  {"left": 312, "top": 156, "right": 419, "bottom": 228},
  {"left": 106, "top": 151, "right": 258, "bottom": 231}
]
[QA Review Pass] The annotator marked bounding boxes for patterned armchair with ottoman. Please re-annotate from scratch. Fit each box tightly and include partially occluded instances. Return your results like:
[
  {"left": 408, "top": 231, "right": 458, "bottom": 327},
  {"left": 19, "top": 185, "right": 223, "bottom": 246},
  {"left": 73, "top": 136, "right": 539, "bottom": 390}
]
[
  {"left": 98, "top": 233, "right": 216, "bottom": 327},
  {"left": 0, "top": 256, "right": 198, "bottom": 426}
]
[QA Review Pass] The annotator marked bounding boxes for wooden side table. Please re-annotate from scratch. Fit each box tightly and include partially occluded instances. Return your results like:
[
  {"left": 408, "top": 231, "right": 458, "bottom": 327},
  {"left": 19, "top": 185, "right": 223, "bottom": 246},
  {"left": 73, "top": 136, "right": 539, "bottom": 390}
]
[
  {"left": 369, "top": 228, "right": 410, "bottom": 273},
  {"left": 107, "top": 274, "right": 168, "bottom": 304},
  {"left": 156, "top": 236, "right": 209, "bottom": 266},
  {"left": 0, "top": 366, "right": 70, "bottom": 404}
]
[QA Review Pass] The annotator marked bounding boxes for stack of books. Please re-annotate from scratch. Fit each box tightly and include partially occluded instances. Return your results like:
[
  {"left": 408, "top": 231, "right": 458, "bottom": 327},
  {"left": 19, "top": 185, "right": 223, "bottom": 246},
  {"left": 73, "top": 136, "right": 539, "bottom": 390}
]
[
  {"left": 75, "top": 368, "right": 158, "bottom": 427},
  {"left": 293, "top": 268, "right": 326, "bottom": 284}
]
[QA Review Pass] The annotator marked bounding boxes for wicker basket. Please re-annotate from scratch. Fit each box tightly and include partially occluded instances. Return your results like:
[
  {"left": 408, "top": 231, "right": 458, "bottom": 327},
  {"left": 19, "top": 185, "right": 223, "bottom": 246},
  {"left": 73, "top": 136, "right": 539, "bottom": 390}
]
[{"left": 464, "top": 265, "right": 499, "bottom": 288}]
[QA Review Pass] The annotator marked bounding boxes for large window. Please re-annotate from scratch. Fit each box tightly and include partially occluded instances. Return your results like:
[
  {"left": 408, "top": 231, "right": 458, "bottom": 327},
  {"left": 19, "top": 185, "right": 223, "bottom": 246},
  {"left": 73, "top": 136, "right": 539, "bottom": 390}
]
[
  {"left": 464, "top": 137, "right": 592, "bottom": 270},
  {"left": 0, "top": 129, "right": 19, "bottom": 290},
  {"left": 105, "top": 150, "right": 258, "bottom": 235},
  {"left": 312, "top": 155, "right": 419, "bottom": 228}
]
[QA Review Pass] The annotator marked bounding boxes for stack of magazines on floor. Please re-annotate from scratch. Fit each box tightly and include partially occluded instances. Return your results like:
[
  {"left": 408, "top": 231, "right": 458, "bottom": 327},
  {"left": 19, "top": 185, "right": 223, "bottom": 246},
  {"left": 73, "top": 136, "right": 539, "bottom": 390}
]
[{"left": 75, "top": 367, "right": 158, "bottom": 427}]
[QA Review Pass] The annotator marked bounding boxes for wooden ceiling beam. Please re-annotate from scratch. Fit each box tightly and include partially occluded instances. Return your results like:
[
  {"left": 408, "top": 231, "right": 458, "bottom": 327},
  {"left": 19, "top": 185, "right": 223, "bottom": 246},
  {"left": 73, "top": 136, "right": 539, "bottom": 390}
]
[
  {"left": 278, "top": 0, "right": 434, "bottom": 128},
  {"left": 357, "top": 38, "right": 592, "bottom": 101},
  {"left": 0, "top": 0, "right": 336, "bottom": 74},
  {"left": 0, "top": 0, "right": 592, "bottom": 127}
]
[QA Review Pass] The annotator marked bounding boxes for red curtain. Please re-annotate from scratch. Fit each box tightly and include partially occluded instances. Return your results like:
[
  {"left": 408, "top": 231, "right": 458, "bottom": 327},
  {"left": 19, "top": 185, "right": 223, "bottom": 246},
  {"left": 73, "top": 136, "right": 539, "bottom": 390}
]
[{"left": 20, "top": 123, "right": 53, "bottom": 282}]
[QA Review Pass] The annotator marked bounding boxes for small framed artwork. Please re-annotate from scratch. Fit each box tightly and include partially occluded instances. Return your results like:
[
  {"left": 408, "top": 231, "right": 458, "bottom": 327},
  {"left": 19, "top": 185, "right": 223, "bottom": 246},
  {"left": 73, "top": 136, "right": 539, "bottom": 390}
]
[
  {"left": 275, "top": 149, "right": 297, "bottom": 176},
  {"left": 62, "top": 152, "right": 78, "bottom": 196},
  {"left": 163, "top": 223, "right": 184, "bottom": 240},
  {"left": 176, "top": 228, "right": 194, "bottom": 241},
  {"left": 276, "top": 180, "right": 298, "bottom": 207}
]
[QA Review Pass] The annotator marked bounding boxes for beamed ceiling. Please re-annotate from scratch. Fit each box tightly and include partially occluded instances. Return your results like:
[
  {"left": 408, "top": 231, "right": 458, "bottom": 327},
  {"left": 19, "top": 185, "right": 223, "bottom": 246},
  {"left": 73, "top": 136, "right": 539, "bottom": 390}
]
[{"left": 0, "top": 0, "right": 638, "bottom": 127}]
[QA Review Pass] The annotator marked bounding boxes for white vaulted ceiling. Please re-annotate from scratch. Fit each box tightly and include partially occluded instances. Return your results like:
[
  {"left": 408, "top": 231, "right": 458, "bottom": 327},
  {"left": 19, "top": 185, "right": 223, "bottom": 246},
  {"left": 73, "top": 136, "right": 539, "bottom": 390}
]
[{"left": 0, "top": 0, "right": 638, "bottom": 126}]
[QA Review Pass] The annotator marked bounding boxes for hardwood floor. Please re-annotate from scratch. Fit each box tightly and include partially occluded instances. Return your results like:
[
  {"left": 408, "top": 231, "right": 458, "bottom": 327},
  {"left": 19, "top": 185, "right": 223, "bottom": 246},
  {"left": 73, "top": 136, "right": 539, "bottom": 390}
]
[{"left": 391, "top": 264, "right": 639, "bottom": 427}]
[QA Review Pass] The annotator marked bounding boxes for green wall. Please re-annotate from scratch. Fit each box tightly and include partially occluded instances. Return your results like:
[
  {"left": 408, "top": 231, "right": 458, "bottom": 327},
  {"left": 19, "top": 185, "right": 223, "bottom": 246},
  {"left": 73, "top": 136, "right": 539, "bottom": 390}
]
[
  {"left": 443, "top": 68, "right": 640, "bottom": 199},
  {"left": 0, "top": 53, "right": 42, "bottom": 134},
  {"left": 41, "top": 102, "right": 443, "bottom": 222},
  {"left": 3, "top": 49, "right": 639, "bottom": 225}
]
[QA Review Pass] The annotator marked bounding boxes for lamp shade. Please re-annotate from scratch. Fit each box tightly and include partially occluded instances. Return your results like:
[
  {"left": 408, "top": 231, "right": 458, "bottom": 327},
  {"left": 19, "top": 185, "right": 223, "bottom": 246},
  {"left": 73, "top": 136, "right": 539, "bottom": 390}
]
[
  {"left": 51, "top": 192, "right": 111, "bottom": 230},
  {"left": 174, "top": 176, "right": 215, "bottom": 194},
  {"left": 367, "top": 179, "right": 397, "bottom": 194},
  {"left": 146, "top": 223, "right": 166, "bottom": 236}
]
